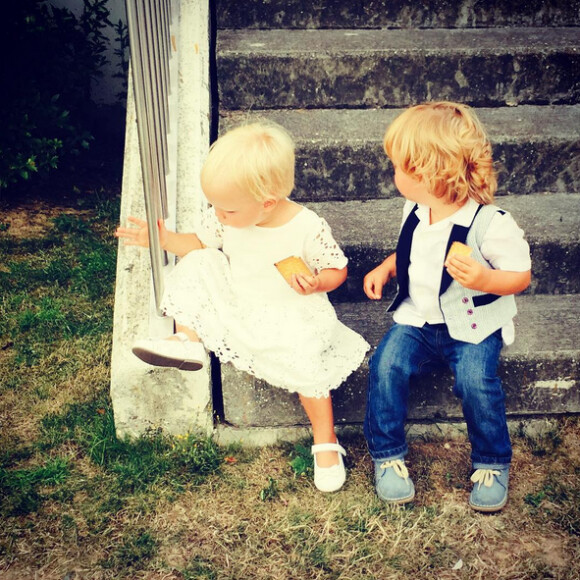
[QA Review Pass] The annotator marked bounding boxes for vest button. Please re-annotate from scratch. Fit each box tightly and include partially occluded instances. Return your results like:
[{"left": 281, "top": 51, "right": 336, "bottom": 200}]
[
  {"left": 471, "top": 323, "right": 477, "bottom": 329},
  {"left": 467, "top": 309, "right": 474, "bottom": 315},
  {"left": 462, "top": 297, "right": 469, "bottom": 304}
]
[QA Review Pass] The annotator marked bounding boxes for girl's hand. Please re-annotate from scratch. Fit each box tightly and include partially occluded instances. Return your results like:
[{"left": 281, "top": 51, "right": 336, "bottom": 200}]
[
  {"left": 444, "top": 254, "right": 488, "bottom": 291},
  {"left": 115, "top": 216, "right": 149, "bottom": 247},
  {"left": 115, "top": 217, "right": 167, "bottom": 249},
  {"left": 290, "top": 273, "right": 321, "bottom": 295}
]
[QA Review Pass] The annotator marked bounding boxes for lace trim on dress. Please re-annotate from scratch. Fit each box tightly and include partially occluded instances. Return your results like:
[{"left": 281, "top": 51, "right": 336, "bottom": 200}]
[
  {"left": 197, "top": 204, "right": 223, "bottom": 249},
  {"left": 161, "top": 249, "right": 369, "bottom": 399},
  {"left": 305, "top": 217, "right": 348, "bottom": 272}
]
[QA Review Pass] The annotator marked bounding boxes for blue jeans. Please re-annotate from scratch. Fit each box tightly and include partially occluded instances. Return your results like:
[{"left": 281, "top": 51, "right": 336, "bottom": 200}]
[{"left": 364, "top": 323, "right": 511, "bottom": 467}]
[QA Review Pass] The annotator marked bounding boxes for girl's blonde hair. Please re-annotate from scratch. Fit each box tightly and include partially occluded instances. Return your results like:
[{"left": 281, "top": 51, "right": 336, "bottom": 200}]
[
  {"left": 384, "top": 102, "right": 497, "bottom": 205},
  {"left": 201, "top": 121, "right": 295, "bottom": 201}
]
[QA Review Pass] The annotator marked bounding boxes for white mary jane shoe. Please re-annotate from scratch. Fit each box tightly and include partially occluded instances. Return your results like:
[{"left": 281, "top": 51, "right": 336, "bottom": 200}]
[
  {"left": 311, "top": 441, "right": 347, "bottom": 493},
  {"left": 132, "top": 332, "right": 206, "bottom": 371}
]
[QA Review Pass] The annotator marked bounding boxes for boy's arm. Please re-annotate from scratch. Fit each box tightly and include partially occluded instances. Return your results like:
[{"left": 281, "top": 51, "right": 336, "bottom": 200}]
[
  {"left": 363, "top": 253, "right": 397, "bottom": 300},
  {"left": 444, "top": 254, "right": 531, "bottom": 295}
]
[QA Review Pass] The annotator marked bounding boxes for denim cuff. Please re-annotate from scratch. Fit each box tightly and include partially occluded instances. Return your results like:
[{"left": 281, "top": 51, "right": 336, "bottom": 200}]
[
  {"left": 472, "top": 462, "right": 510, "bottom": 470},
  {"left": 373, "top": 451, "right": 407, "bottom": 463}
]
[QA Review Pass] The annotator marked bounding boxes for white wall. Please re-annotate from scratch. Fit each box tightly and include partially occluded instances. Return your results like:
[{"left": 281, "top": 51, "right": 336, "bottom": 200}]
[
  {"left": 110, "top": 0, "right": 214, "bottom": 438},
  {"left": 49, "top": 0, "right": 128, "bottom": 105}
]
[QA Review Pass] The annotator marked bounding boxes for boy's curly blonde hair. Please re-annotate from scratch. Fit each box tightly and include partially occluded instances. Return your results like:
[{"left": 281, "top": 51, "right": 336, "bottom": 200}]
[
  {"left": 383, "top": 102, "right": 497, "bottom": 205},
  {"left": 201, "top": 121, "right": 295, "bottom": 202}
]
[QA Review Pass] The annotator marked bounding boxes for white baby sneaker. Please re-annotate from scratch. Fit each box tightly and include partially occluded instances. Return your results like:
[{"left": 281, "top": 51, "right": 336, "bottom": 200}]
[
  {"left": 311, "top": 441, "right": 347, "bottom": 493},
  {"left": 132, "top": 332, "right": 206, "bottom": 371}
]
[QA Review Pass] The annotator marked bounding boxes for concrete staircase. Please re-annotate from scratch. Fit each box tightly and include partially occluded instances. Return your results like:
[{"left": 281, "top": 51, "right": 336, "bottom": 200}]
[{"left": 213, "top": 0, "right": 580, "bottom": 429}]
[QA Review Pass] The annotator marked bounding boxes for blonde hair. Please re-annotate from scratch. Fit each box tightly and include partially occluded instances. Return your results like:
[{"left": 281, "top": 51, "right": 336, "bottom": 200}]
[
  {"left": 201, "top": 121, "right": 295, "bottom": 201},
  {"left": 384, "top": 101, "right": 497, "bottom": 205}
]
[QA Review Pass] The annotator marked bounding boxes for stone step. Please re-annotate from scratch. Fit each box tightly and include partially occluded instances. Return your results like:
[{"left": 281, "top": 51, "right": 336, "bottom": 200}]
[
  {"left": 221, "top": 294, "right": 580, "bottom": 427},
  {"left": 220, "top": 105, "right": 580, "bottom": 201},
  {"left": 307, "top": 193, "right": 580, "bottom": 301},
  {"left": 217, "top": 28, "right": 580, "bottom": 109},
  {"left": 216, "top": 0, "right": 580, "bottom": 30},
  {"left": 214, "top": 4, "right": 580, "bottom": 431}
]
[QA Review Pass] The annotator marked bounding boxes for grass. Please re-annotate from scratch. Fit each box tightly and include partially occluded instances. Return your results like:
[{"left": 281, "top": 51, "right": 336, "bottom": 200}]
[{"left": 0, "top": 193, "right": 579, "bottom": 579}]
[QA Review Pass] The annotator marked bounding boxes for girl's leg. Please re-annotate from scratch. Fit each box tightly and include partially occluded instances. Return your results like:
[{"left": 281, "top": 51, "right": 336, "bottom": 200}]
[
  {"left": 132, "top": 323, "right": 206, "bottom": 370},
  {"left": 299, "top": 393, "right": 339, "bottom": 467},
  {"left": 174, "top": 323, "right": 201, "bottom": 342}
]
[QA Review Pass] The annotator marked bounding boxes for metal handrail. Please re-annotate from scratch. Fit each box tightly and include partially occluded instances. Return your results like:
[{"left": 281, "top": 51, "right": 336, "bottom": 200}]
[{"left": 125, "top": 0, "right": 178, "bottom": 313}]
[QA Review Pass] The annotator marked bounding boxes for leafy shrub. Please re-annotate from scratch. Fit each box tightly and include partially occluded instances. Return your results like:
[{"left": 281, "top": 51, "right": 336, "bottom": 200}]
[{"left": 0, "top": 0, "right": 113, "bottom": 190}]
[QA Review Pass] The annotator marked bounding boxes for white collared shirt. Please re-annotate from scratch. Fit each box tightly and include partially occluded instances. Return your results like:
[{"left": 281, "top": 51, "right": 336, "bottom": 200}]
[{"left": 393, "top": 199, "right": 531, "bottom": 344}]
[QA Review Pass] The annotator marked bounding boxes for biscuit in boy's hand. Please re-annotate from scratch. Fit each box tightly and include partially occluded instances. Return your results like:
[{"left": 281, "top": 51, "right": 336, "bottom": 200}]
[
  {"left": 275, "top": 256, "right": 312, "bottom": 284},
  {"left": 446, "top": 241, "right": 473, "bottom": 261}
]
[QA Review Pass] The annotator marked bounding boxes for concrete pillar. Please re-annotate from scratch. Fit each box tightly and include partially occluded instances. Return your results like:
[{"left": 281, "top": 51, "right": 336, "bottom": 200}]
[{"left": 110, "top": 0, "right": 212, "bottom": 438}]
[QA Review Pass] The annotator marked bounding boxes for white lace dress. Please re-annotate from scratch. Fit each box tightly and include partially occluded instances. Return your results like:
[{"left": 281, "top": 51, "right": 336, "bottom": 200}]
[{"left": 161, "top": 203, "right": 369, "bottom": 398}]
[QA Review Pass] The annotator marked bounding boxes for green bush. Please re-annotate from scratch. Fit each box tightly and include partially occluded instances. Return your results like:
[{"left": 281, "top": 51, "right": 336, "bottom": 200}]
[{"left": 0, "top": 0, "right": 112, "bottom": 190}]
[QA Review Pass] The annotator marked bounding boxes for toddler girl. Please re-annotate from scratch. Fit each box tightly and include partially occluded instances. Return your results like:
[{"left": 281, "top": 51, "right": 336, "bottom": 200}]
[
  {"left": 363, "top": 102, "right": 531, "bottom": 511},
  {"left": 116, "top": 121, "right": 370, "bottom": 493}
]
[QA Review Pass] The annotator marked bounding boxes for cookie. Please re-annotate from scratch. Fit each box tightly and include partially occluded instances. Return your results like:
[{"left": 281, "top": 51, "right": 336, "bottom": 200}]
[
  {"left": 446, "top": 241, "right": 473, "bottom": 261},
  {"left": 274, "top": 256, "right": 312, "bottom": 284}
]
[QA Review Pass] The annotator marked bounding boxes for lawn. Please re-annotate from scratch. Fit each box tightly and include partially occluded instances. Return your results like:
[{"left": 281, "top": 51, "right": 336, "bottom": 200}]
[{"left": 1, "top": 165, "right": 579, "bottom": 579}]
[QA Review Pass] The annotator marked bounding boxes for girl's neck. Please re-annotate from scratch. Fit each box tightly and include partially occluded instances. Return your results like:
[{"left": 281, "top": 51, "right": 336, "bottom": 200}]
[{"left": 257, "top": 198, "right": 301, "bottom": 227}]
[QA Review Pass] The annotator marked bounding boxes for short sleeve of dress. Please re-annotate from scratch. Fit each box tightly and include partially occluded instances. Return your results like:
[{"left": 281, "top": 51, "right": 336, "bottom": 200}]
[
  {"left": 481, "top": 211, "right": 531, "bottom": 272},
  {"left": 304, "top": 216, "right": 348, "bottom": 272},
  {"left": 197, "top": 204, "right": 223, "bottom": 249}
]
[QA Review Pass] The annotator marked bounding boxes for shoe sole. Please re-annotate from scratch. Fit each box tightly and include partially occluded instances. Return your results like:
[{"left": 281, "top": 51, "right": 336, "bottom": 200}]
[
  {"left": 469, "top": 496, "right": 508, "bottom": 513},
  {"left": 132, "top": 346, "right": 203, "bottom": 371},
  {"left": 378, "top": 491, "right": 415, "bottom": 505},
  {"left": 315, "top": 480, "right": 346, "bottom": 493}
]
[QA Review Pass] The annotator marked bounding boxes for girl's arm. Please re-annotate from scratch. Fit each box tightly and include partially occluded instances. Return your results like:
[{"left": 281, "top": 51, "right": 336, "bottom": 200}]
[
  {"left": 162, "top": 230, "right": 204, "bottom": 257},
  {"left": 444, "top": 254, "right": 531, "bottom": 295},
  {"left": 291, "top": 266, "right": 347, "bottom": 296},
  {"left": 363, "top": 253, "right": 397, "bottom": 300},
  {"left": 115, "top": 217, "right": 203, "bottom": 257}
]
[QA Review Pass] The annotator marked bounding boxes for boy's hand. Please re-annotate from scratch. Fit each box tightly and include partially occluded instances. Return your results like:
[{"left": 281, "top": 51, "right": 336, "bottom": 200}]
[
  {"left": 290, "top": 273, "right": 321, "bottom": 295},
  {"left": 444, "top": 254, "right": 488, "bottom": 291},
  {"left": 115, "top": 217, "right": 167, "bottom": 249},
  {"left": 364, "top": 263, "right": 392, "bottom": 300}
]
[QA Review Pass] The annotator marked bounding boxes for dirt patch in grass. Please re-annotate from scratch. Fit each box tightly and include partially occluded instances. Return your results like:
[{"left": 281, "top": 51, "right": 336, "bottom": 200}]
[{"left": 1, "top": 203, "right": 94, "bottom": 239}]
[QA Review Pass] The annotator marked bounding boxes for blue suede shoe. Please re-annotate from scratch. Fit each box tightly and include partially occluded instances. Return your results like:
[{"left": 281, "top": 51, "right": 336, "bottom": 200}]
[
  {"left": 374, "top": 458, "right": 415, "bottom": 504},
  {"left": 469, "top": 465, "right": 509, "bottom": 512}
]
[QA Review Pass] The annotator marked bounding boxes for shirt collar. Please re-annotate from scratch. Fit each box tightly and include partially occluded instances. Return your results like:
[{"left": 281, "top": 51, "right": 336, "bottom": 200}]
[{"left": 416, "top": 198, "right": 480, "bottom": 227}]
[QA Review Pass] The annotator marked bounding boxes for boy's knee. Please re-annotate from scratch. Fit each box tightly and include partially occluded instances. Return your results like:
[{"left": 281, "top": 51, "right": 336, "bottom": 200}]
[
  {"left": 370, "top": 339, "right": 406, "bottom": 376},
  {"left": 375, "top": 325, "right": 412, "bottom": 356},
  {"left": 453, "top": 371, "right": 503, "bottom": 403},
  {"left": 371, "top": 326, "right": 423, "bottom": 383}
]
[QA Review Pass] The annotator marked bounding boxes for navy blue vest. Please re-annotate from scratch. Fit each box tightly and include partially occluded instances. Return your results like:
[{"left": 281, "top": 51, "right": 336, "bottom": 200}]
[{"left": 388, "top": 203, "right": 500, "bottom": 313}]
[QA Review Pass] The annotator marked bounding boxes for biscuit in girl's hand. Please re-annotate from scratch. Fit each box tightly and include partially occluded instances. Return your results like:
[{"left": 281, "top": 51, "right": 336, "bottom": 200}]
[
  {"left": 275, "top": 256, "right": 312, "bottom": 284},
  {"left": 446, "top": 241, "right": 472, "bottom": 261}
]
